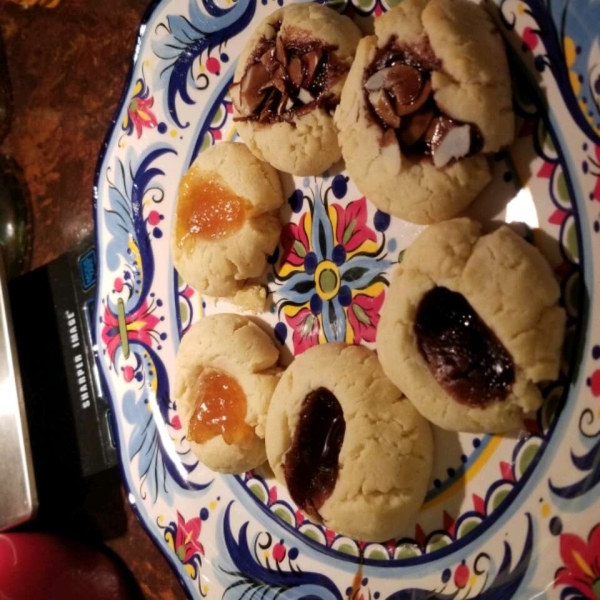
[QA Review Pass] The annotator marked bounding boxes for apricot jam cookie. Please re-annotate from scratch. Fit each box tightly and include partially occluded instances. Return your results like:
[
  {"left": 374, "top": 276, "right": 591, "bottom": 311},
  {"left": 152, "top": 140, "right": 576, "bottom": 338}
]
[
  {"left": 377, "top": 219, "right": 565, "bottom": 433},
  {"left": 265, "top": 343, "right": 433, "bottom": 541},
  {"left": 335, "top": 0, "right": 514, "bottom": 224},
  {"left": 231, "top": 3, "right": 361, "bottom": 176},
  {"left": 171, "top": 142, "right": 283, "bottom": 310},
  {"left": 173, "top": 313, "right": 282, "bottom": 474}
]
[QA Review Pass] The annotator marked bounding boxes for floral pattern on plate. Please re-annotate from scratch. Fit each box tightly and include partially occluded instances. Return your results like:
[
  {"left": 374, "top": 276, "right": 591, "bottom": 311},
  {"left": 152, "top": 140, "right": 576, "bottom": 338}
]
[{"left": 93, "top": 0, "right": 600, "bottom": 597}]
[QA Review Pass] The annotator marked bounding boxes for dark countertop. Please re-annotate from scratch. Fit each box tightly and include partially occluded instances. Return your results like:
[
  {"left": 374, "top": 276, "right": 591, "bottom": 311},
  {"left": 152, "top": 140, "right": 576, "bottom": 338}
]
[{"left": 0, "top": 1, "right": 185, "bottom": 598}]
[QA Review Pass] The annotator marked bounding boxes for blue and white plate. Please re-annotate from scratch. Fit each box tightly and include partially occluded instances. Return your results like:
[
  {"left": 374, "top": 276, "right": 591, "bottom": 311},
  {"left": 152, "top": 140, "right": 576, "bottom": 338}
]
[{"left": 93, "top": 0, "right": 600, "bottom": 597}]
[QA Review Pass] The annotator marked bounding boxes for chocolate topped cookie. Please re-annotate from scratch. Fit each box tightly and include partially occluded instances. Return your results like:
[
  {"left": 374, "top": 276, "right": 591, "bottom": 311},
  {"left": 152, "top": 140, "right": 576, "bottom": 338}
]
[
  {"left": 232, "top": 3, "right": 361, "bottom": 176},
  {"left": 265, "top": 343, "right": 433, "bottom": 541},
  {"left": 377, "top": 219, "right": 566, "bottom": 433},
  {"left": 335, "top": 0, "right": 514, "bottom": 224}
]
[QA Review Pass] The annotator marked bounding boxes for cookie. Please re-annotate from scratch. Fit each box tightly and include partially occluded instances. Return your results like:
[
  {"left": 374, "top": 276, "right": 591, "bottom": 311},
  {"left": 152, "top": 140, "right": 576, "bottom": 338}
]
[
  {"left": 377, "top": 219, "right": 565, "bottom": 433},
  {"left": 231, "top": 3, "right": 362, "bottom": 176},
  {"left": 265, "top": 343, "right": 433, "bottom": 541},
  {"left": 335, "top": 0, "right": 514, "bottom": 224},
  {"left": 174, "top": 314, "right": 281, "bottom": 473},
  {"left": 171, "top": 142, "right": 283, "bottom": 308}
]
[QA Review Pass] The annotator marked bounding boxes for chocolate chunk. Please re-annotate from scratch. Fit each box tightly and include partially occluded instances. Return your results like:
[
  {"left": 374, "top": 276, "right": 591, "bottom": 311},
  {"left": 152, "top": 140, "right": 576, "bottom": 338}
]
[
  {"left": 414, "top": 287, "right": 515, "bottom": 406},
  {"left": 368, "top": 89, "right": 401, "bottom": 129},
  {"left": 384, "top": 64, "right": 422, "bottom": 104},
  {"left": 239, "top": 62, "right": 272, "bottom": 115},
  {"left": 283, "top": 387, "right": 345, "bottom": 518},
  {"left": 275, "top": 35, "right": 288, "bottom": 65},
  {"left": 259, "top": 77, "right": 287, "bottom": 95},
  {"left": 302, "top": 49, "right": 322, "bottom": 87},
  {"left": 399, "top": 109, "right": 435, "bottom": 146},
  {"left": 258, "top": 89, "right": 278, "bottom": 122},
  {"left": 260, "top": 47, "right": 279, "bottom": 73},
  {"left": 395, "top": 79, "right": 432, "bottom": 116},
  {"left": 288, "top": 56, "right": 304, "bottom": 88}
]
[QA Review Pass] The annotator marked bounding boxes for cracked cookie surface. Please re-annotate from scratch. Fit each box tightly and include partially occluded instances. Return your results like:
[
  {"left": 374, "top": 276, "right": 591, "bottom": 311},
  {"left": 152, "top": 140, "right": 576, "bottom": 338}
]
[
  {"left": 265, "top": 342, "right": 433, "bottom": 541},
  {"left": 174, "top": 314, "right": 282, "bottom": 473},
  {"left": 232, "top": 3, "right": 361, "bottom": 176},
  {"left": 377, "top": 218, "right": 566, "bottom": 433},
  {"left": 171, "top": 142, "right": 283, "bottom": 308},
  {"left": 334, "top": 0, "right": 514, "bottom": 224}
]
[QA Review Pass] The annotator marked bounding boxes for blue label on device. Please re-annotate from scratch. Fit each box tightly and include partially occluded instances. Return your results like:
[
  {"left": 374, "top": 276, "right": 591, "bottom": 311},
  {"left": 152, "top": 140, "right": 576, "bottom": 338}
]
[{"left": 78, "top": 249, "right": 97, "bottom": 291}]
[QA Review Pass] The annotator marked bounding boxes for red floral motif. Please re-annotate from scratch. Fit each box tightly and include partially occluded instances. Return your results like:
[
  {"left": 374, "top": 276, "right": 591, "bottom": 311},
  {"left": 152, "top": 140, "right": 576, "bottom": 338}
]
[
  {"left": 277, "top": 182, "right": 390, "bottom": 354},
  {"left": 272, "top": 542, "right": 286, "bottom": 562},
  {"left": 347, "top": 292, "right": 385, "bottom": 344},
  {"left": 285, "top": 307, "right": 320, "bottom": 355},
  {"left": 590, "top": 370, "right": 600, "bottom": 397},
  {"left": 122, "top": 78, "right": 158, "bottom": 138},
  {"left": 332, "top": 197, "right": 377, "bottom": 253},
  {"left": 174, "top": 511, "right": 204, "bottom": 564},
  {"left": 555, "top": 525, "right": 600, "bottom": 598},
  {"left": 101, "top": 299, "right": 160, "bottom": 363},
  {"left": 590, "top": 145, "right": 600, "bottom": 202},
  {"left": 280, "top": 214, "right": 310, "bottom": 267}
]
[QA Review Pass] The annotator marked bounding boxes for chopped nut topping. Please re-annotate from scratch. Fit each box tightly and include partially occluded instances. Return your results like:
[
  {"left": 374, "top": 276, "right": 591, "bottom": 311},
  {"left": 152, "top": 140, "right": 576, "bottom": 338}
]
[
  {"left": 364, "top": 37, "right": 483, "bottom": 166},
  {"left": 232, "top": 32, "right": 347, "bottom": 124}
]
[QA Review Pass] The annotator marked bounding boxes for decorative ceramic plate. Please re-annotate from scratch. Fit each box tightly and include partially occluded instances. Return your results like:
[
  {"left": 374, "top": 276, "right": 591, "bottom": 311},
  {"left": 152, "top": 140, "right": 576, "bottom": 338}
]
[{"left": 93, "top": 0, "right": 600, "bottom": 597}]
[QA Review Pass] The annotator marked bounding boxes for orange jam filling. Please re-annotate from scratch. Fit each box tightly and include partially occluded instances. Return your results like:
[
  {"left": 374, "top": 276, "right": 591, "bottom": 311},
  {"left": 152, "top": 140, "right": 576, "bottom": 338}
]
[
  {"left": 188, "top": 368, "right": 254, "bottom": 445},
  {"left": 176, "top": 171, "right": 249, "bottom": 247}
]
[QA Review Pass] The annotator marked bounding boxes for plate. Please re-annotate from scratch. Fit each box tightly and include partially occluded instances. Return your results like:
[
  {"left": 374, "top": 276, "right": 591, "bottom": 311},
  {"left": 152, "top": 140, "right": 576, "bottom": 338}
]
[{"left": 93, "top": 0, "right": 600, "bottom": 597}]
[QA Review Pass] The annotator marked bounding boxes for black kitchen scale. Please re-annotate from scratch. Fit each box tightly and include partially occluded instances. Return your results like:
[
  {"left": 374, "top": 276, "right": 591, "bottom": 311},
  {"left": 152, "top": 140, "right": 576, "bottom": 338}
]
[{"left": 2, "top": 233, "right": 118, "bottom": 531}]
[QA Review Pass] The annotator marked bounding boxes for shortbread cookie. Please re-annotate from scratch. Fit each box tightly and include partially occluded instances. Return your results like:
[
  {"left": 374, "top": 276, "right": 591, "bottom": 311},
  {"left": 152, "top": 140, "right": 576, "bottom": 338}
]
[
  {"left": 265, "top": 343, "right": 433, "bottom": 541},
  {"left": 377, "top": 219, "right": 565, "bottom": 433},
  {"left": 335, "top": 0, "right": 514, "bottom": 223},
  {"left": 174, "top": 314, "right": 281, "bottom": 473},
  {"left": 232, "top": 3, "right": 362, "bottom": 175},
  {"left": 172, "top": 142, "right": 283, "bottom": 307}
]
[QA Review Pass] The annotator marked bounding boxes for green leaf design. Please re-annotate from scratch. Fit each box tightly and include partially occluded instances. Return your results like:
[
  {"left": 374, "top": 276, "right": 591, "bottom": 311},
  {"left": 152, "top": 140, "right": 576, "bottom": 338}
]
[
  {"left": 342, "top": 266, "right": 368, "bottom": 283},
  {"left": 458, "top": 519, "right": 479, "bottom": 538},
  {"left": 304, "top": 530, "right": 320, "bottom": 542},
  {"left": 427, "top": 534, "right": 449, "bottom": 552},
  {"left": 518, "top": 444, "right": 539, "bottom": 477},
  {"left": 179, "top": 302, "right": 189, "bottom": 326},
  {"left": 211, "top": 106, "right": 224, "bottom": 125},
  {"left": 492, "top": 489, "right": 509, "bottom": 510},
  {"left": 343, "top": 219, "right": 356, "bottom": 244},
  {"left": 338, "top": 543, "right": 358, "bottom": 556},
  {"left": 274, "top": 508, "right": 293, "bottom": 525},
  {"left": 566, "top": 222, "right": 579, "bottom": 261},
  {"left": 293, "top": 240, "right": 307, "bottom": 258},
  {"left": 352, "top": 303, "right": 371, "bottom": 325},
  {"left": 557, "top": 171, "right": 570, "bottom": 202},
  {"left": 249, "top": 483, "right": 266, "bottom": 503},
  {"left": 395, "top": 546, "right": 418, "bottom": 559}
]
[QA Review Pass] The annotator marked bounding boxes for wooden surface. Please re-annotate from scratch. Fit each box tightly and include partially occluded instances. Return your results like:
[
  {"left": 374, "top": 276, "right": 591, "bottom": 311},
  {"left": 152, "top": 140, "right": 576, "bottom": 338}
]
[{"left": 0, "top": 1, "right": 186, "bottom": 598}]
